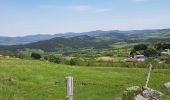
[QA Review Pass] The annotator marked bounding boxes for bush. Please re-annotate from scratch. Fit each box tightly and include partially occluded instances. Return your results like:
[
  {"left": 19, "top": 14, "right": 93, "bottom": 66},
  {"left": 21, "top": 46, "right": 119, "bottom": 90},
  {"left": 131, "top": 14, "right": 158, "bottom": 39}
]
[
  {"left": 48, "top": 54, "right": 63, "bottom": 64},
  {"left": 31, "top": 52, "right": 42, "bottom": 60},
  {"left": 17, "top": 48, "right": 44, "bottom": 59},
  {"left": 17, "top": 49, "right": 32, "bottom": 59},
  {"left": 70, "top": 58, "right": 85, "bottom": 66},
  {"left": 86, "top": 59, "right": 96, "bottom": 66},
  {"left": 43, "top": 55, "right": 49, "bottom": 60}
]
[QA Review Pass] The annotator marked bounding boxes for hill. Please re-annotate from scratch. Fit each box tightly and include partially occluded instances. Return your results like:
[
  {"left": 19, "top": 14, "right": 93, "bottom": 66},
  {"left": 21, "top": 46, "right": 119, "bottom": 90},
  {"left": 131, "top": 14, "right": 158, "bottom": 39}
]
[
  {"left": 1, "top": 28, "right": 170, "bottom": 45},
  {"left": 0, "top": 30, "right": 117, "bottom": 45},
  {"left": 0, "top": 34, "right": 55, "bottom": 45},
  {"left": 0, "top": 28, "right": 170, "bottom": 52},
  {"left": 0, "top": 35, "right": 111, "bottom": 52}
]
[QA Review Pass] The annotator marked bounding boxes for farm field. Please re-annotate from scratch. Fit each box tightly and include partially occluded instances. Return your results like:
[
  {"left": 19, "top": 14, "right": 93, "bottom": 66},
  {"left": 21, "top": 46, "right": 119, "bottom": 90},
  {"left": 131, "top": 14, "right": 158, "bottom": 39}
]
[{"left": 0, "top": 59, "right": 170, "bottom": 100}]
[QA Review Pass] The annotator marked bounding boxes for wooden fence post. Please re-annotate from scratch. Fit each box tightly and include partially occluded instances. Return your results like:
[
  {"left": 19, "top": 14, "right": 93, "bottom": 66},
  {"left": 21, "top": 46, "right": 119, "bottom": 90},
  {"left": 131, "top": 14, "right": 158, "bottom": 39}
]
[
  {"left": 66, "top": 76, "right": 73, "bottom": 100},
  {"left": 145, "top": 64, "right": 153, "bottom": 88}
]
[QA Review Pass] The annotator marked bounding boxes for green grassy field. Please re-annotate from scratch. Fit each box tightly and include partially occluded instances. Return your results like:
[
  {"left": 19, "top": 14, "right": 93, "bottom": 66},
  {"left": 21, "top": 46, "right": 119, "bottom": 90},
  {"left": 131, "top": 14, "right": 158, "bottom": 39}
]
[{"left": 0, "top": 59, "right": 169, "bottom": 100}]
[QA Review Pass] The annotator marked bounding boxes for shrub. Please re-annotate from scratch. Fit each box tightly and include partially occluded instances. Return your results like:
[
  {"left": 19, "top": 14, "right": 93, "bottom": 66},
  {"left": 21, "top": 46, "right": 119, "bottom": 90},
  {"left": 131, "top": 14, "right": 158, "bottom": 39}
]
[
  {"left": 17, "top": 49, "right": 32, "bottom": 59},
  {"left": 31, "top": 52, "right": 41, "bottom": 60},
  {"left": 48, "top": 54, "right": 63, "bottom": 64},
  {"left": 87, "top": 59, "right": 96, "bottom": 66},
  {"left": 43, "top": 55, "right": 49, "bottom": 60},
  {"left": 70, "top": 58, "right": 85, "bottom": 66},
  {"left": 17, "top": 48, "right": 44, "bottom": 59}
]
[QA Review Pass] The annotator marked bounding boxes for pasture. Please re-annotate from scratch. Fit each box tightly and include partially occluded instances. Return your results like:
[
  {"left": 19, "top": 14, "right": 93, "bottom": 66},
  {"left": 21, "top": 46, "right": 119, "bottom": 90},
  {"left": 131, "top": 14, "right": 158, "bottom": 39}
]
[{"left": 0, "top": 59, "right": 169, "bottom": 100}]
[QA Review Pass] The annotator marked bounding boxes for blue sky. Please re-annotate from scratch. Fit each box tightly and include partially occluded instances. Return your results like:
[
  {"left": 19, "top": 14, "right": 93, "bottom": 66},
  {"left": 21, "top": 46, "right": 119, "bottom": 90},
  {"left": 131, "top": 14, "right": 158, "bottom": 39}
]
[{"left": 0, "top": 0, "right": 170, "bottom": 36}]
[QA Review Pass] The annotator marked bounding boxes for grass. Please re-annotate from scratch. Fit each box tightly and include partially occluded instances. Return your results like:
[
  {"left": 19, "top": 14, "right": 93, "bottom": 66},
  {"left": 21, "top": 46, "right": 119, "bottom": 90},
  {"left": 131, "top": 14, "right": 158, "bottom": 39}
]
[{"left": 0, "top": 58, "right": 169, "bottom": 100}]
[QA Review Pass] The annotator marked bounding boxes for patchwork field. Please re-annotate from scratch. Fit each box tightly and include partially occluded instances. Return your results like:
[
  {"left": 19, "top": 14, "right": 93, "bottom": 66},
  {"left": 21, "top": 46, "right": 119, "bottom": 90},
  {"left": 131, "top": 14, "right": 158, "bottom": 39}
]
[{"left": 0, "top": 59, "right": 169, "bottom": 100}]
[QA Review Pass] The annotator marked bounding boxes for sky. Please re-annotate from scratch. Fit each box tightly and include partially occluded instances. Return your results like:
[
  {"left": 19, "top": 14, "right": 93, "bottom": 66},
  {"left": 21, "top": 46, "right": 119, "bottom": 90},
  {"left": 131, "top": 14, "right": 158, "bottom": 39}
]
[{"left": 0, "top": 0, "right": 170, "bottom": 36}]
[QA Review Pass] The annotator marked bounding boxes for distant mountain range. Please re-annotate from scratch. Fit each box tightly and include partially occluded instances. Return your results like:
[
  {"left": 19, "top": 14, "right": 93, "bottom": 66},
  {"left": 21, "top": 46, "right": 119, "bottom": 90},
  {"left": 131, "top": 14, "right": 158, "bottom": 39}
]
[
  {"left": 0, "top": 30, "right": 118, "bottom": 45},
  {"left": 0, "top": 28, "right": 170, "bottom": 52},
  {"left": 1, "top": 28, "right": 169, "bottom": 45}
]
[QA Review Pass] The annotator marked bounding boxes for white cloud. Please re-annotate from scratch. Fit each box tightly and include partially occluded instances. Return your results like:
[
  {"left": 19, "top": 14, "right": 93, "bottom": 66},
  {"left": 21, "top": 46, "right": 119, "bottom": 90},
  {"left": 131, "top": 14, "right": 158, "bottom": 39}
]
[
  {"left": 71, "top": 5, "right": 92, "bottom": 12},
  {"left": 70, "top": 5, "right": 112, "bottom": 13},
  {"left": 38, "top": 5, "right": 112, "bottom": 13}
]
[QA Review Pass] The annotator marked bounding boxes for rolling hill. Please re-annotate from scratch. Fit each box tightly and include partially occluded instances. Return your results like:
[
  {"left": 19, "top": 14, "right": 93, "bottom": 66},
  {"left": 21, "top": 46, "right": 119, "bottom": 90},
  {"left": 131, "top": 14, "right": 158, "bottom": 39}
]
[
  {"left": 0, "top": 28, "right": 170, "bottom": 52},
  {"left": 0, "top": 30, "right": 119, "bottom": 45},
  {"left": 1, "top": 28, "right": 170, "bottom": 45},
  {"left": 0, "top": 35, "right": 112, "bottom": 52}
]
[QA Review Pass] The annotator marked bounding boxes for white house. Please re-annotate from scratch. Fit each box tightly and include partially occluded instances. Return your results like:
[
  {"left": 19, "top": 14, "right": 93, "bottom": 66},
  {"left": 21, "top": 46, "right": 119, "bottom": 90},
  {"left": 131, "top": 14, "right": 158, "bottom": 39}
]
[
  {"left": 134, "top": 55, "right": 145, "bottom": 61},
  {"left": 161, "top": 49, "right": 170, "bottom": 56}
]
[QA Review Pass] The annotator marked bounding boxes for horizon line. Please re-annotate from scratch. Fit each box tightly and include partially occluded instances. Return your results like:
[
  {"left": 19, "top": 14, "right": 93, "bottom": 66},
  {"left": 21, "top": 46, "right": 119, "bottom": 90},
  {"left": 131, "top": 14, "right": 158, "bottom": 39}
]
[{"left": 0, "top": 27, "right": 170, "bottom": 37}]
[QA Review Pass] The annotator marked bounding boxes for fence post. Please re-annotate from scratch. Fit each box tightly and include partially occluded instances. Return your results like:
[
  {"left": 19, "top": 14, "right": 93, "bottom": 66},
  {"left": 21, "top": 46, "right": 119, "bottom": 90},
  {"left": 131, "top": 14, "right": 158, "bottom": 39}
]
[
  {"left": 145, "top": 64, "right": 153, "bottom": 88},
  {"left": 66, "top": 76, "right": 73, "bottom": 100}
]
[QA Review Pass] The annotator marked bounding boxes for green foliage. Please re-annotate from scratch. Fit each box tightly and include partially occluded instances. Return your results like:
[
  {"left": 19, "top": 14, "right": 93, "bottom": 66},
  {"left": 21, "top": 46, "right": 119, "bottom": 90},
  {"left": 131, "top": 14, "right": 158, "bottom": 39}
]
[
  {"left": 144, "top": 48, "right": 158, "bottom": 57},
  {"left": 130, "top": 50, "right": 136, "bottom": 57},
  {"left": 48, "top": 54, "right": 63, "bottom": 64},
  {"left": 70, "top": 58, "right": 85, "bottom": 66},
  {"left": 17, "top": 48, "right": 44, "bottom": 59},
  {"left": 134, "top": 44, "right": 148, "bottom": 51},
  {"left": 86, "top": 59, "right": 96, "bottom": 66},
  {"left": 17, "top": 48, "right": 32, "bottom": 59},
  {"left": 31, "top": 52, "right": 42, "bottom": 60},
  {"left": 43, "top": 55, "right": 49, "bottom": 61},
  {"left": 132, "top": 44, "right": 161, "bottom": 57},
  {"left": 155, "top": 43, "right": 170, "bottom": 50}
]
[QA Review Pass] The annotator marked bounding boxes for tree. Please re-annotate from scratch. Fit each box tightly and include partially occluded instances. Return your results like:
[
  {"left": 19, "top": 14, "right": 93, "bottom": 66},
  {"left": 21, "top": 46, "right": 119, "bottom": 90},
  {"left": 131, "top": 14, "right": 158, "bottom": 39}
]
[
  {"left": 155, "top": 43, "right": 170, "bottom": 50},
  {"left": 129, "top": 50, "right": 136, "bottom": 57},
  {"left": 144, "top": 48, "right": 158, "bottom": 57},
  {"left": 134, "top": 44, "right": 148, "bottom": 51},
  {"left": 48, "top": 54, "right": 63, "bottom": 64},
  {"left": 31, "top": 52, "right": 41, "bottom": 60},
  {"left": 17, "top": 48, "right": 44, "bottom": 59},
  {"left": 70, "top": 58, "right": 84, "bottom": 66},
  {"left": 17, "top": 49, "right": 32, "bottom": 59}
]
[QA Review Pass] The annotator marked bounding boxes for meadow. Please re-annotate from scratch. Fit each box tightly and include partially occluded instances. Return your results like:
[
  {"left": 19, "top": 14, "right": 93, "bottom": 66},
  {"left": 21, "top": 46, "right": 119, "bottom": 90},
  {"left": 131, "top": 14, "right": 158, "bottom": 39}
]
[{"left": 0, "top": 58, "right": 170, "bottom": 100}]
